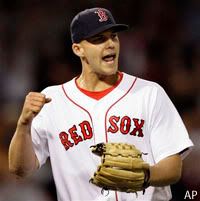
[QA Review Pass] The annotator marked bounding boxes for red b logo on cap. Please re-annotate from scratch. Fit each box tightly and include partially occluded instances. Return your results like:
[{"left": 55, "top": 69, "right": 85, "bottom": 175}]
[{"left": 95, "top": 9, "right": 108, "bottom": 22}]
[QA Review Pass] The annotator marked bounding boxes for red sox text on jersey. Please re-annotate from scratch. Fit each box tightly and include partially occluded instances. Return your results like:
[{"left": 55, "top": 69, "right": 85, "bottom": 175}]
[{"left": 59, "top": 115, "right": 145, "bottom": 151}]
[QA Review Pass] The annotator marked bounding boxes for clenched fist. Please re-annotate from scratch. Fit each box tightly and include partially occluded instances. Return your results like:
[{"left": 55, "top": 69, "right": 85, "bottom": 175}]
[{"left": 18, "top": 92, "right": 51, "bottom": 125}]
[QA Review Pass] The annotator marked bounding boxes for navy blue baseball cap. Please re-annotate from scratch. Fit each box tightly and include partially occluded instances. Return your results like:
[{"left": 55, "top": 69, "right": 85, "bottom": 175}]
[{"left": 70, "top": 8, "right": 129, "bottom": 43}]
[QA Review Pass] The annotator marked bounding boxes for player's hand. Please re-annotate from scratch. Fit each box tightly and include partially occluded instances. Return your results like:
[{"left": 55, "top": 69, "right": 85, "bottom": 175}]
[{"left": 18, "top": 92, "right": 51, "bottom": 126}]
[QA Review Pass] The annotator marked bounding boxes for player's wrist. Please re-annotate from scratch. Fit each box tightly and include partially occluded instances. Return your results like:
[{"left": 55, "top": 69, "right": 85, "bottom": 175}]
[
  {"left": 17, "top": 117, "right": 32, "bottom": 129},
  {"left": 18, "top": 114, "right": 34, "bottom": 125}
]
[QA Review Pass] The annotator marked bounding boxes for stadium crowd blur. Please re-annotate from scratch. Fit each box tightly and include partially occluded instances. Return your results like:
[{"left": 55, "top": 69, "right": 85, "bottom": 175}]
[{"left": 0, "top": 0, "right": 199, "bottom": 200}]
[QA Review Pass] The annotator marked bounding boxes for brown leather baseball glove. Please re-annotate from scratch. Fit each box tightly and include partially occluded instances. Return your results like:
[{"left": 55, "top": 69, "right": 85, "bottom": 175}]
[{"left": 90, "top": 142, "right": 150, "bottom": 193}]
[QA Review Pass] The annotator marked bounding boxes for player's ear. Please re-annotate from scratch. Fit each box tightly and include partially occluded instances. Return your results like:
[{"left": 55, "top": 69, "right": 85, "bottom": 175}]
[{"left": 72, "top": 43, "right": 84, "bottom": 57}]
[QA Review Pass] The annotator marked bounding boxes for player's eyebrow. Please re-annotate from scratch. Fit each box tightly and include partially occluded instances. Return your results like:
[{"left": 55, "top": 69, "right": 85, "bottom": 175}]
[
  {"left": 87, "top": 31, "right": 118, "bottom": 44},
  {"left": 91, "top": 29, "right": 117, "bottom": 39},
  {"left": 90, "top": 33, "right": 104, "bottom": 39},
  {"left": 86, "top": 34, "right": 106, "bottom": 44}
]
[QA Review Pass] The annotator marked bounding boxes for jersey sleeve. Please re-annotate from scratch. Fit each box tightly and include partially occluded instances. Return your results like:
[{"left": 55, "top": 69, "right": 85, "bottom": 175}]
[
  {"left": 31, "top": 89, "right": 50, "bottom": 168},
  {"left": 31, "top": 111, "right": 49, "bottom": 168},
  {"left": 149, "top": 84, "right": 193, "bottom": 163}
]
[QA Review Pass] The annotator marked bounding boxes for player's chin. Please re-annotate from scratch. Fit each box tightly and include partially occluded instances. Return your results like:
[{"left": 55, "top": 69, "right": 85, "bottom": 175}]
[
  {"left": 102, "top": 62, "right": 118, "bottom": 75},
  {"left": 102, "top": 67, "right": 118, "bottom": 76}
]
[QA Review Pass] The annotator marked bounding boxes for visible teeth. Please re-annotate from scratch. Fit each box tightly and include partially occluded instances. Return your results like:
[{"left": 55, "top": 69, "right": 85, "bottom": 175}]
[
  {"left": 102, "top": 54, "right": 115, "bottom": 61},
  {"left": 104, "top": 56, "right": 114, "bottom": 61}
]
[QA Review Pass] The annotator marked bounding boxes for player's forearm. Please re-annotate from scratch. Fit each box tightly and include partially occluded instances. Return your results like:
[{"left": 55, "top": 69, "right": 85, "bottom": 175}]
[
  {"left": 149, "top": 154, "right": 182, "bottom": 187},
  {"left": 9, "top": 92, "right": 51, "bottom": 178},
  {"left": 8, "top": 122, "right": 38, "bottom": 178}
]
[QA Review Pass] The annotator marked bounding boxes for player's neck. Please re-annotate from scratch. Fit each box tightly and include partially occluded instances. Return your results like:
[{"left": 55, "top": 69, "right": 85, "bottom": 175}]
[{"left": 76, "top": 71, "right": 120, "bottom": 92}]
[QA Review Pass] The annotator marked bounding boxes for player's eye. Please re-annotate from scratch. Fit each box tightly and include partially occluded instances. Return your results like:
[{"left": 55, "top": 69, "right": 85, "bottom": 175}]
[
  {"left": 111, "top": 33, "right": 117, "bottom": 39},
  {"left": 87, "top": 35, "right": 106, "bottom": 44},
  {"left": 87, "top": 32, "right": 118, "bottom": 44}
]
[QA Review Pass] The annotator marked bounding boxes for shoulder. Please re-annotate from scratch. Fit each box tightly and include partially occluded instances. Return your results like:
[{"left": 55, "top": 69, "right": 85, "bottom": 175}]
[
  {"left": 123, "top": 72, "right": 164, "bottom": 94},
  {"left": 41, "top": 78, "right": 76, "bottom": 96}
]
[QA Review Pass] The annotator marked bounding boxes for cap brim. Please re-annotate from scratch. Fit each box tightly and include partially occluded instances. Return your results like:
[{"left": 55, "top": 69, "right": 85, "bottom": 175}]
[{"left": 84, "top": 24, "right": 129, "bottom": 40}]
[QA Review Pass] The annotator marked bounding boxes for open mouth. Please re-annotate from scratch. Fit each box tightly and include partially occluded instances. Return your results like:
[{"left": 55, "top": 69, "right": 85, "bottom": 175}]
[{"left": 102, "top": 53, "right": 116, "bottom": 63}]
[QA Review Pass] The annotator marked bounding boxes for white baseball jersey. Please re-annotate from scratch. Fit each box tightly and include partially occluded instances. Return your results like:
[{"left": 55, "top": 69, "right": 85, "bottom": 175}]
[{"left": 31, "top": 72, "right": 193, "bottom": 201}]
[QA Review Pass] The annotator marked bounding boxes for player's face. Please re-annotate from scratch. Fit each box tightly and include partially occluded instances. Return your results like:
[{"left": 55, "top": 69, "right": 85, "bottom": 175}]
[{"left": 80, "top": 30, "right": 120, "bottom": 76}]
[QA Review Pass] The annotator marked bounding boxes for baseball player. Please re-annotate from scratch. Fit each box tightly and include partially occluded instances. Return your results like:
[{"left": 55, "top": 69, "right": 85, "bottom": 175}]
[{"left": 9, "top": 8, "right": 193, "bottom": 201}]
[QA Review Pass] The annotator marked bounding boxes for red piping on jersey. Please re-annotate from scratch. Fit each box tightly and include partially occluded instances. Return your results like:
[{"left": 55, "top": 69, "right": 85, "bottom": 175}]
[
  {"left": 61, "top": 84, "right": 95, "bottom": 143},
  {"left": 104, "top": 77, "right": 137, "bottom": 201},
  {"left": 115, "top": 191, "right": 119, "bottom": 201},
  {"left": 104, "top": 77, "right": 137, "bottom": 143}
]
